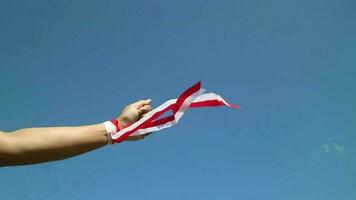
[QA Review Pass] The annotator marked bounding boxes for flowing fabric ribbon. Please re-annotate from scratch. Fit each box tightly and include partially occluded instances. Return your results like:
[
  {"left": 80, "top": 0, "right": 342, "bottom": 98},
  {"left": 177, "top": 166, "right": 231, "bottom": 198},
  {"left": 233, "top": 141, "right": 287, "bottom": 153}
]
[{"left": 111, "top": 81, "right": 239, "bottom": 143}]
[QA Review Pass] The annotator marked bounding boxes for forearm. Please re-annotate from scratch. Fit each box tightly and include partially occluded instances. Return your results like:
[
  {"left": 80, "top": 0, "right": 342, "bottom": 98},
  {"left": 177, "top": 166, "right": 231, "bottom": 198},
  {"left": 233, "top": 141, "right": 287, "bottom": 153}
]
[
  {"left": 0, "top": 99, "right": 152, "bottom": 167},
  {"left": 1, "top": 124, "right": 108, "bottom": 166}
]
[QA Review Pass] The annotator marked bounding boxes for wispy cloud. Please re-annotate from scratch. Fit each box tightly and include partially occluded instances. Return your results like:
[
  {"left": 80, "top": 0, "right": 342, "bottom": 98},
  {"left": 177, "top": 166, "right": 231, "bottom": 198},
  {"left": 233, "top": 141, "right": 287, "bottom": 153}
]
[
  {"left": 319, "top": 143, "right": 344, "bottom": 154},
  {"left": 315, "top": 137, "right": 344, "bottom": 155},
  {"left": 314, "top": 137, "right": 344, "bottom": 156}
]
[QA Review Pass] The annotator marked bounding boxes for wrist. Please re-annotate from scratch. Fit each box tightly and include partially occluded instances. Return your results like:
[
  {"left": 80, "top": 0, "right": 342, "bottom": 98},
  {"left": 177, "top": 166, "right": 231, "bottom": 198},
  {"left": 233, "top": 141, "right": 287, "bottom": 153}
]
[
  {"left": 102, "top": 119, "right": 127, "bottom": 144},
  {"left": 102, "top": 120, "right": 120, "bottom": 144}
]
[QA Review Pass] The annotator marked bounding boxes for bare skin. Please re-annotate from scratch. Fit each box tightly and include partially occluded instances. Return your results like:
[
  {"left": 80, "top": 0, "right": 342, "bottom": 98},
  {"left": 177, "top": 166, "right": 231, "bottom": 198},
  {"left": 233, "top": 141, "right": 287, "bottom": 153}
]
[{"left": 0, "top": 99, "right": 152, "bottom": 167}]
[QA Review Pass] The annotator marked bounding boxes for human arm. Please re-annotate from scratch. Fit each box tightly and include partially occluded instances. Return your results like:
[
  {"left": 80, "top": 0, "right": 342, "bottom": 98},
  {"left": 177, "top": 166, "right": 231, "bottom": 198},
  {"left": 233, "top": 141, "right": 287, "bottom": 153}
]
[{"left": 0, "top": 99, "right": 152, "bottom": 167}]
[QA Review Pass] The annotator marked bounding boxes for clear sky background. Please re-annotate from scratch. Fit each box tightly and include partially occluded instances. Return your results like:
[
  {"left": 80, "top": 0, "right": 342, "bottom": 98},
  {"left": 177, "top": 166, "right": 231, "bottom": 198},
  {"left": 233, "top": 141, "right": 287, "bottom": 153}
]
[{"left": 0, "top": 0, "right": 355, "bottom": 199}]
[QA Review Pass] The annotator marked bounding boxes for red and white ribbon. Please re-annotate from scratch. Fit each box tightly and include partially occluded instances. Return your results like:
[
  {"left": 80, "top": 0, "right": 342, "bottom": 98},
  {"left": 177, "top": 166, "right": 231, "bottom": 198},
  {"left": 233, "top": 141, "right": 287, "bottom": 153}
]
[{"left": 109, "top": 82, "right": 239, "bottom": 143}]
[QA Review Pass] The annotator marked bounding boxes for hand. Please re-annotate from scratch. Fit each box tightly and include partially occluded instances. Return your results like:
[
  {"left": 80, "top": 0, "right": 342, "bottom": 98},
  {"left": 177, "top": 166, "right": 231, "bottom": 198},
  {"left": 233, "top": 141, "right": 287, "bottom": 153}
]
[{"left": 116, "top": 99, "right": 152, "bottom": 141}]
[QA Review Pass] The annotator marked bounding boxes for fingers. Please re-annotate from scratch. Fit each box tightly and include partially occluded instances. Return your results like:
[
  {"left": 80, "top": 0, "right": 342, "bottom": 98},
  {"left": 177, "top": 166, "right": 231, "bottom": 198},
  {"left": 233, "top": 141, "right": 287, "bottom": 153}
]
[
  {"left": 138, "top": 105, "right": 152, "bottom": 117},
  {"left": 134, "top": 99, "right": 152, "bottom": 107},
  {"left": 135, "top": 99, "right": 152, "bottom": 116},
  {"left": 138, "top": 104, "right": 152, "bottom": 115},
  {"left": 125, "top": 132, "right": 153, "bottom": 141},
  {"left": 125, "top": 135, "right": 145, "bottom": 141}
]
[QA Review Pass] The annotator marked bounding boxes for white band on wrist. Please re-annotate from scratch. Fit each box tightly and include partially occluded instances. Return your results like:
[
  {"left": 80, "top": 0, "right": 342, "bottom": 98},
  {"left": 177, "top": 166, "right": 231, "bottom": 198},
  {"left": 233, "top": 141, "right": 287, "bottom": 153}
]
[{"left": 103, "top": 121, "right": 116, "bottom": 144}]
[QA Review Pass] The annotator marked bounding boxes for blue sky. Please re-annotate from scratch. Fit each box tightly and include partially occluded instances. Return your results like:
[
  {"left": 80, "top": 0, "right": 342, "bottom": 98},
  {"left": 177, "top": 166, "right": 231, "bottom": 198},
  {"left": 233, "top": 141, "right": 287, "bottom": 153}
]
[{"left": 0, "top": 0, "right": 355, "bottom": 199}]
